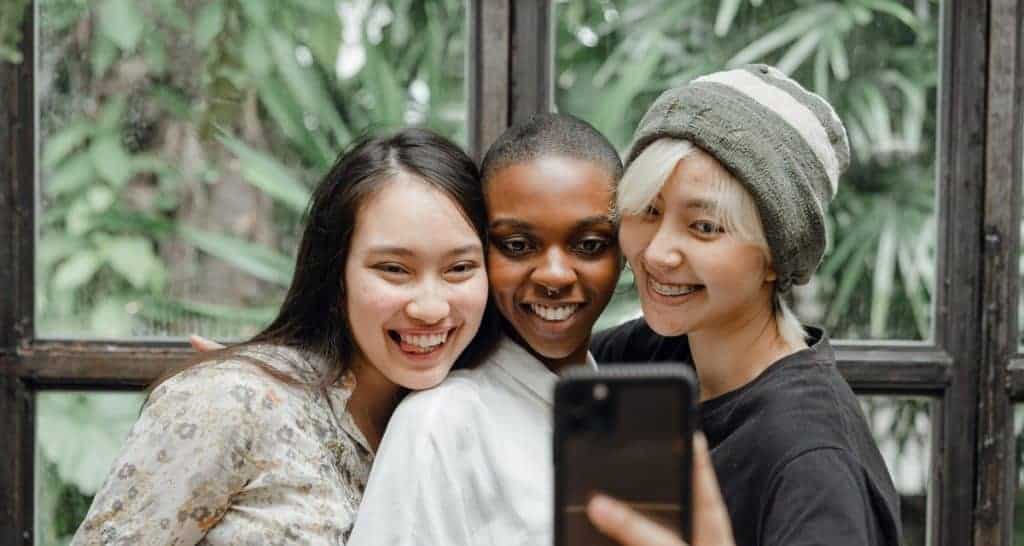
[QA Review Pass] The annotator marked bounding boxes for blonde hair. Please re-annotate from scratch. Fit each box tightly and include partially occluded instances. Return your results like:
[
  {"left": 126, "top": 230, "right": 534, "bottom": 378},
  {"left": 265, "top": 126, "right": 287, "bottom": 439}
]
[{"left": 618, "top": 139, "right": 807, "bottom": 347}]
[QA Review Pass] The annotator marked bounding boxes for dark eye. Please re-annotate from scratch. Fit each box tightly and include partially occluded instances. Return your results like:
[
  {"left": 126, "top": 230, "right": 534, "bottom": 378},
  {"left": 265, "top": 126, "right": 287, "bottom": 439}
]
[
  {"left": 497, "top": 236, "right": 535, "bottom": 257},
  {"left": 446, "top": 261, "right": 479, "bottom": 280},
  {"left": 574, "top": 237, "right": 610, "bottom": 256},
  {"left": 692, "top": 220, "right": 724, "bottom": 236},
  {"left": 374, "top": 263, "right": 409, "bottom": 275}
]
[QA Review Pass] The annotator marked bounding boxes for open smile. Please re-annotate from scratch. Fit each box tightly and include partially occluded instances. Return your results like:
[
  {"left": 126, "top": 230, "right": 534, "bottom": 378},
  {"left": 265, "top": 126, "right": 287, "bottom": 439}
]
[
  {"left": 388, "top": 328, "right": 456, "bottom": 357},
  {"left": 646, "top": 275, "right": 704, "bottom": 300}
]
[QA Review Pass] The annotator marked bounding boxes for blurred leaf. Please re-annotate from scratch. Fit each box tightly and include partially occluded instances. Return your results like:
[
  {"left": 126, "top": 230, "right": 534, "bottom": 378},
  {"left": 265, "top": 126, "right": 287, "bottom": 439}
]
[
  {"left": 267, "top": 30, "right": 351, "bottom": 143},
  {"left": 776, "top": 28, "right": 820, "bottom": 74},
  {"left": 217, "top": 133, "right": 311, "bottom": 212},
  {"left": 45, "top": 152, "right": 96, "bottom": 197},
  {"left": 714, "top": 0, "right": 743, "bottom": 37},
  {"left": 179, "top": 225, "right": 294, "bottom": 286},
  {"left": 90, "top": 34, "right": 119, "bottom": 78},
  {"left": 42, "top": 121, "right": 94, "bottom": 169},
  {"left": 194, "top": 1, "right": 225, "bottom": 49},
  {"left": 243, "top": 30, "right": 273, "bottom": 77},
  {"left": 90, "top": 135, "right": 134, "bottom": 188},
  {"left": 590, "top": 37, "right": 663, "bottom": 143},
  {"left": 90, "top": 298, "right": 135, "bottom": 336},
  {"left": 728, "top": 4, "right": 836, "bottom": 66},
  {"left": 99, "top": 0, "right": 145, "bottom": 51},
  {"left": 53, "top": 250, "right": 103, "bottom": 291},
  {"left": 102, "top": 236, "right": 165, "bottom": 290},
  {"left": 870, "top": 216, "right": 897, "bottom": 337},
  {"left": 362, "top": 46, "right": 406, "bottom": 127}
]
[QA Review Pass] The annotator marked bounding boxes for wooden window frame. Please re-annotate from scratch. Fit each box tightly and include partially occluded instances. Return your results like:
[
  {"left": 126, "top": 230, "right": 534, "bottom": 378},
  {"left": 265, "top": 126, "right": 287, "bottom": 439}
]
[{"left": 1, "top": 1, "right": 1020, "bottom": 545}]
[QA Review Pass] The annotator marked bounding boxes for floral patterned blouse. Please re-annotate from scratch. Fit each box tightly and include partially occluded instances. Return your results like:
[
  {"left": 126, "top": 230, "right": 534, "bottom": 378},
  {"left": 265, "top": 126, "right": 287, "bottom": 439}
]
[{"left": 71, "top": 344, "right": 374, "bottom": 546}]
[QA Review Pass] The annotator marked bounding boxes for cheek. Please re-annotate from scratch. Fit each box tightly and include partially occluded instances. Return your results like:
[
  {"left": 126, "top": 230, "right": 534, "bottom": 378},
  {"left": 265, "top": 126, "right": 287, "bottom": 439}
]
[
  {"left": 485, "top": 252, "right": 524, "bottom": 297},
  {"left": 451, "top": 273, "right": 491, "bottom": 318},
  {"left": 345, "top": 269, "right": 406, "bottom": 323}
]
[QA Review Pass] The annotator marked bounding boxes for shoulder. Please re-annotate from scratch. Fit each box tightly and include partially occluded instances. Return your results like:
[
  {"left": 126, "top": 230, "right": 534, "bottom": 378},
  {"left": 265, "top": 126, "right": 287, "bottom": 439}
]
[
  {"left": 387, "top": 368, "right": 489, "bottom": 438},
  {"left": 592, "top": 318, "right": 691, "bottom": 364},
  {"left": 146, "top": 351, "right": 306, "bottom": 436}
]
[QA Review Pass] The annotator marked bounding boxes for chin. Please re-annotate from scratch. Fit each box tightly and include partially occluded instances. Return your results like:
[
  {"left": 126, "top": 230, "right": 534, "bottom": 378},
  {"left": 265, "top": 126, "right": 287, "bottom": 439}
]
[
  {"left": 391, "top": 365, "right": 453, "bottom": 391},
  {"left": 641, "top": 305, "right": 692, "bottom": 337}
]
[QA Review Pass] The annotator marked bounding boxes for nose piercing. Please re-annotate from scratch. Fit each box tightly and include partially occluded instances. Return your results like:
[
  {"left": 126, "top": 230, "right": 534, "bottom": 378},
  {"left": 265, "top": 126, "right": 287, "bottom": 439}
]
[{"left": 546, "top": 287, "right": 558, "bottom": 298}]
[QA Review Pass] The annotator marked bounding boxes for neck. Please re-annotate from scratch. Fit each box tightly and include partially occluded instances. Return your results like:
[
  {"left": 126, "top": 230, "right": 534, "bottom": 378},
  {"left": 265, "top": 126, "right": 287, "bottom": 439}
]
[
  {"left": 345, "top": 354, "right": 404, "bottom": 452},
  {"left": 687, "top": 301, "right": 805, "bottom": 402},
  {"left": 506, "top": 326, "right": 590, "bottom": 374}
]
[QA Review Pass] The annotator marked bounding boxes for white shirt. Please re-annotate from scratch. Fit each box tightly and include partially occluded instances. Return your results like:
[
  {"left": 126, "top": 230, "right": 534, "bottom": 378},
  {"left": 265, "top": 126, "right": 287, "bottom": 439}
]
[{"left": 348, "top": 336, "right": 597, "bottom": 546}]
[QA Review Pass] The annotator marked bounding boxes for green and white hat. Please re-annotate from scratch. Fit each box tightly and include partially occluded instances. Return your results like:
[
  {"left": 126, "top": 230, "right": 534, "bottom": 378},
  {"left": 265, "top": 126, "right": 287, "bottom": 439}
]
[{"left": 625, "top": 64, "right": 850, "bottom": 290}]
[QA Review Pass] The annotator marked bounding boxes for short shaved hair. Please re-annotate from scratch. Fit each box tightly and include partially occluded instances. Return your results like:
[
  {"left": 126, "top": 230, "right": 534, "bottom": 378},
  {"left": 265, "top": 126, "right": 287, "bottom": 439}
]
[{"left": 480, "top": 113, "right": 623, "bottom": 184}]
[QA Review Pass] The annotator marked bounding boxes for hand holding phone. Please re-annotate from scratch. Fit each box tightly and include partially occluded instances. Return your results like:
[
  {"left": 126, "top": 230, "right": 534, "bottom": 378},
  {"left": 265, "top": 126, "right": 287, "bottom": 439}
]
[{"left": 554, "top": 365, "right": 698, "bottom": 546}]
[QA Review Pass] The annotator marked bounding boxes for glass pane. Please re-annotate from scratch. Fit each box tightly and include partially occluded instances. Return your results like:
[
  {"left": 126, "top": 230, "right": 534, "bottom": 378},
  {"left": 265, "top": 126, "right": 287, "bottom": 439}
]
[
  {"left": 860, "top": 396, "right": 932, "bottom": 546},
  {"left": 35, "top": 0, "right": 467, "bottom": 339},
  {"left": 557, "top": 1, "right": 940, "bottom": 341},
  {"left": 34, "top": 391, "right": 145, "bottom": 546}
]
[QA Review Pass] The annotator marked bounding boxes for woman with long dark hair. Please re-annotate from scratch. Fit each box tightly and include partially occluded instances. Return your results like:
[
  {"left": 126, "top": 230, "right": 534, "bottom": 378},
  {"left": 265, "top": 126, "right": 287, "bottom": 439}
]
[{"left": 71, "top": 128, "right": 499, "bottom": 545}]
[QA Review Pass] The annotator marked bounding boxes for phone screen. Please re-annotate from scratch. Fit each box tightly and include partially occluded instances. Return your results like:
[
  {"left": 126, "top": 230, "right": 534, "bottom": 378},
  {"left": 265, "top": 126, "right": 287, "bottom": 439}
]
[{"left": 555, "top": 370, "right": 694, "bottom": 546}]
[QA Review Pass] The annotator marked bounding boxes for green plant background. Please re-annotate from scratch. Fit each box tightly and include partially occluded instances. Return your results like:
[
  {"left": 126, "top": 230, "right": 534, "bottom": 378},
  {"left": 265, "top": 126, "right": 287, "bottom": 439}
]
[{"left": 2, "top": 0, "right": 1018, "bottom": 544}]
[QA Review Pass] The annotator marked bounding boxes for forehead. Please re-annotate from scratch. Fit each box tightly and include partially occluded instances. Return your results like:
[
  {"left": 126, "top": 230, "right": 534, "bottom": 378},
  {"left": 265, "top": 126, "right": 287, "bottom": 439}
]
[
  {"left": 352, "top": 177, "right": 480, "bottom": 250},
  {"left": 485, "top": 156, "right": 615, "bottom": 224},
  {"left": 661, "top": 151, "right": 731, "bottom": 202}
]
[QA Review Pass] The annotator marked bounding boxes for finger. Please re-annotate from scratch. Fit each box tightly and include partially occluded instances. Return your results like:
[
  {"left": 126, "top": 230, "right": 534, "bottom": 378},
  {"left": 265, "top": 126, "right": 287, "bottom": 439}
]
[
  {"left": 691, "top": 433, "right": 735, "bottom": 546},
  {"left": 188, "top": 334, "right": 225, "bottom": 352},
  {"left": 587, "top": 494, "right": 684, "bottom": 546}
]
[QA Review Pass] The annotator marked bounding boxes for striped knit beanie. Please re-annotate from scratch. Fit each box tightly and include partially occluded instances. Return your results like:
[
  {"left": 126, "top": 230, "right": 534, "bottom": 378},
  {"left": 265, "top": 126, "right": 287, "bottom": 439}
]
[{"left": 625, "top": 64, "right": 849, "bottom": 290}]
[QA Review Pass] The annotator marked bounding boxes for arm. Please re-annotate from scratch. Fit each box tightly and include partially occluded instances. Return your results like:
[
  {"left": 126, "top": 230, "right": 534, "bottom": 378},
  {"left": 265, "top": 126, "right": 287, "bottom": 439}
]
[
  {"left": 347, "top": 391, "right": 477, "bottom": 546},
  {"left": 70, "top": 364, "right": 267, "bottom": 546}
]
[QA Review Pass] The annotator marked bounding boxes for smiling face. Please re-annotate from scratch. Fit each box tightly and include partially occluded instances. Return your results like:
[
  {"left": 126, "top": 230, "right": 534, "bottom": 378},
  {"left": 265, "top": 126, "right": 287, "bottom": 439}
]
[
  {"left": 485, "top": 156, "right": 621, "bottom": 369},
  {"left": 344, "top": 176, "right": 489, "bottom": 390},
  {"left": 619, "top": 148, "right": 775, "bottom": 338}
]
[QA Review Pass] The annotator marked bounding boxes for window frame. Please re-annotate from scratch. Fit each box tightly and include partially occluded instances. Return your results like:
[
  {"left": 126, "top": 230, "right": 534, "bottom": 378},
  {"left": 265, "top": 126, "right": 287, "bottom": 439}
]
[{"left": 1, "top": 1, "right": 1020, "bottom": 545}]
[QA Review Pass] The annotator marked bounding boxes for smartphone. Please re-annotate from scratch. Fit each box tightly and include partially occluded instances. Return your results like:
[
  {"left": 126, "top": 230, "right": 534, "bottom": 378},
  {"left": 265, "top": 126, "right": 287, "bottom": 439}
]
[{"left": 553, "top": 364, "right": 697, "bottom": 546}]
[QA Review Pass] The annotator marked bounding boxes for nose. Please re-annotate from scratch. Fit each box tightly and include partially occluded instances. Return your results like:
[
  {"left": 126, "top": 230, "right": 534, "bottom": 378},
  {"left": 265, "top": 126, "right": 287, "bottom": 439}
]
[
  {"left": 643, "top": 222, "right": 684, "bottom": 273},
  {"left": 405, "top": 282, "right": 450, "bottom": 325},
  {"left": 531, "top": 247, "right": 578, "bottom": 293}
]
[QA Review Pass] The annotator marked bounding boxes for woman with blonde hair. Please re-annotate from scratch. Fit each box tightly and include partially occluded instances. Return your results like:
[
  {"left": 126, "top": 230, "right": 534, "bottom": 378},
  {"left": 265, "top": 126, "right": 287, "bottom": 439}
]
[{"left": 592, "top": 64, "right": 901, "bottom": 546}]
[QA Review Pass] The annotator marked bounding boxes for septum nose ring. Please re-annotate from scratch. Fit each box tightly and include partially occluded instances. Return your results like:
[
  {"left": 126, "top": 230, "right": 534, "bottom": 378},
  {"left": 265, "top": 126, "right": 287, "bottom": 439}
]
[{"left": 545, "top": 287, "right": 558, "bottom": 298}]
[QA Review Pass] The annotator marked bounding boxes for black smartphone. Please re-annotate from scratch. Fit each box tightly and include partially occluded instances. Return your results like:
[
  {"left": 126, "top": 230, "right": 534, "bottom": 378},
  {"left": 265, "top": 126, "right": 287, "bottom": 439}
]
[{"left": 553, "top": 364, "right": 697, "bottom": 546}]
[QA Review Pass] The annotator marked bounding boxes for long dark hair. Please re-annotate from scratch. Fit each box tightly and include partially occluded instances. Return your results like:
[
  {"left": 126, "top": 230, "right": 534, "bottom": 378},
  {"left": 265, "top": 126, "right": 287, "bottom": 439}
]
[{"left": 159, "top": 128, "right": 500, "bottom": 391}]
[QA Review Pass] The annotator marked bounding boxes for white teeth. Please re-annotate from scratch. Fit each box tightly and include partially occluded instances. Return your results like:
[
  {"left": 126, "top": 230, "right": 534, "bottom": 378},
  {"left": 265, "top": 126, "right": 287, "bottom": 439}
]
[
  {"left": 650, "top": 278, "right": 701, "bottom": 297},
  {"left": 399, "top": 331, "right": 448, "bottom": 351},
  {"left": 529, "top": 303, "right": 580, "bottom": 322}
]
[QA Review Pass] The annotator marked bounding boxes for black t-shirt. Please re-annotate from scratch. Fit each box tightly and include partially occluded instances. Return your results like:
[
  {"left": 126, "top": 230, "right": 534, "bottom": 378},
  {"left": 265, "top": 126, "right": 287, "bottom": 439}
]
[{"left": 591, "top": 319, "right": 902, "bottom": 546}]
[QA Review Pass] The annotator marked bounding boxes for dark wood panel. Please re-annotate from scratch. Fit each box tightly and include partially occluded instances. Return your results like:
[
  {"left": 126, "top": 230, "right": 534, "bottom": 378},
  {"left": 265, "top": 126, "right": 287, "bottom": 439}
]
[
  {"left": 0, "top": 0, "right": 34, "bottom": 353},
  {"left": 468, "top": 0, "right": 510, "bottom": 160},
  {"left": 0, "top": 373, "right": 34, "bottom": 545},
  {"left": 974, "top": 1, "right": 1023, "bottom": 544},
  {"left": 508, "top": 0, "right": 551, "bottom": 124},
  {"left": 932, "top": 1, "right": 991, "bottom": 544},
  {"left": 7, "top": 343, "right": 192, "bottom": 388}
]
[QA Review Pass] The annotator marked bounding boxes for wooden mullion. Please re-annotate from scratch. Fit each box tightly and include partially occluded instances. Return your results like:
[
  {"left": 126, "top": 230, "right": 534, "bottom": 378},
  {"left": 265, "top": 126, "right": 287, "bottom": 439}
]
[
  {"left": 0, "top": 3, "right": 35, "bottom": 544},
  {"left": 930, "top": 1, "right": 991, "bottom": 544},
  {"left": 468, "top": 0, "right": 510, "bottom": 160},
  {"left": 508, "top": 0, "right": 552, "bottom": 124},
  {"left": 974, "top": 0, "right": 1024, "bottom": 544}
]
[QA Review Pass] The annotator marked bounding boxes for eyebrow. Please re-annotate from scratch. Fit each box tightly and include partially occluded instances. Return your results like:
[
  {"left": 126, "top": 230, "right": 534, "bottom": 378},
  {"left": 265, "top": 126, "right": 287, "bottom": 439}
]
[
  {"left": 365, "top": 244, "right": 482, "bottom": 258},
  {"left": 682, "top": 199, "right": 718, "bottom": 212},
  {"left": 489, "top": 215, "right": 615, "bottom": 231}
]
